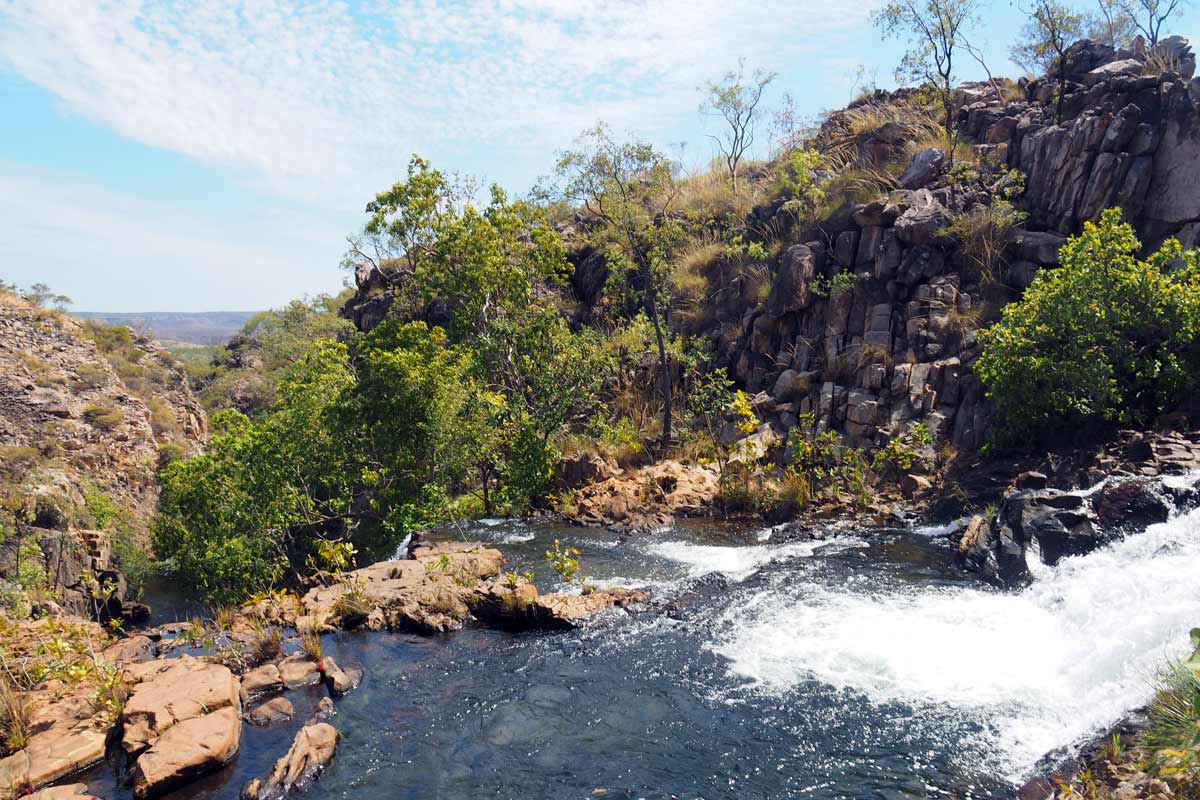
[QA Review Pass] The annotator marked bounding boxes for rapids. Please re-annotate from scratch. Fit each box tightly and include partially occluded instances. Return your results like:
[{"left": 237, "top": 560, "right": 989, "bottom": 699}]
[{"left": 84, "top": 489, "right": 1200, "bottom": 800}]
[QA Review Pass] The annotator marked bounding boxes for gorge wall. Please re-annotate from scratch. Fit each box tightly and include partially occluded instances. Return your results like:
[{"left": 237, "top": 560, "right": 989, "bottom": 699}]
[{"left": 716, "top": 38, "right": 1200, "bottom": 453}]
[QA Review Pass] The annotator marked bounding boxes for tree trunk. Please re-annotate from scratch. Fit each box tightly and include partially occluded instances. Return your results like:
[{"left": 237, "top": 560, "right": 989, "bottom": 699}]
[{"left": 645, "top": 292, "right": 673, "bottom": 451}]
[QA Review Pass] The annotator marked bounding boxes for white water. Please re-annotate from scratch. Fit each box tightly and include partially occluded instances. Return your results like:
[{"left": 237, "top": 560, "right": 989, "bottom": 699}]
[
  {"left": 709, "top": 506, "right": 1200, "bottom": 779},
  {"left": 648, "top": 537, "right": 861, "bottom": 582}
]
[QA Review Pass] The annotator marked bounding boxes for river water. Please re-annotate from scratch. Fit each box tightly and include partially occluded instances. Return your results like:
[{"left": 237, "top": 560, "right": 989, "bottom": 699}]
[{"left": 82, "top": 498, "right": 1200, "bottom": 800}]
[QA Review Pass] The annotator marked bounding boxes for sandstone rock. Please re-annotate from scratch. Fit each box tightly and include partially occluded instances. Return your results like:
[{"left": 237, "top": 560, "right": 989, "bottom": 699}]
[
  {"left": 0, "top": 727, "right": 107, "bottom": 797},
  {"left": 553, "top": 452, "right": 617, "bottom": 490},
  {"left": 101, "top": 634, "right": 155, "bottom": 665},
  {"left": 320, "top": 657, "right": 362, "bottom": 696},
  {"left": 300, "top": 542, "right": 504, "bottom": 633},
  {"left": 898, "top": 148, "right": 944, "bottom": 189},
  {"left": 900, "top": 473, "right": 933, "bottom": 497},
  {"left": 241, "top": 663, "right": 285, "bottom": 701},
  {"left": 240, "top": 723, "right": 338, "bottom": 800},
  {"left": 277, "top": 655, "right": 322, "bottom": 689},
  {"left": 534, "top": 587, "right": 650, "bottom": 630},
  {"left": 24, "top": 784, "right": 98, "bottom": 800},
  {"left": 1016, "top": 471, "right": 1049, "bottom": 490},
  {"left": 131, "top": 706, "right": 241, "bottom": 799},
  {"left": 249, "top": 697, "right": 295, "bottom": 726},
  {"left": 122, "top": 656, "right": 241, "bottom": 754},
  {"left": 894, "top": 203, "right": 951, "bottom": 246}
]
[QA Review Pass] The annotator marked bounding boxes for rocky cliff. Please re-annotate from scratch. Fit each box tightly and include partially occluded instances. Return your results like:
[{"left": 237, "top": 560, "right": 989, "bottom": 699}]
[
  {"left": 717, "top": 37, "right": 1200, "bottom": 454},
  {"left": 0, "top": 293, "right": 207, "bottom": 615}
]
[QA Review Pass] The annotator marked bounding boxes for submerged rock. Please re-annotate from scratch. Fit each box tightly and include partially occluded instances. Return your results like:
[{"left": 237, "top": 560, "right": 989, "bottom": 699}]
[
  {"left": 240, "top": 662, "right": 285, "bottom": 701},
  {"left": 131, "top": 706, "right": 242, "bottom": 799},
  {"left": 240, "top": 723, "right": 338, "bottom": 800},
  {"left": 248, "top": 696, "right": 295, "bottom": 726},
  {"left": 469, "top": 578, "right": 649, "bottom": 631}
]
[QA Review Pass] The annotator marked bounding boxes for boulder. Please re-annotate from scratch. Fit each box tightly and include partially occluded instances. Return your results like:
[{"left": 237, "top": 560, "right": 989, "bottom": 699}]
[
  {"left": 320, "top": 657, "right": 362, "bottom": 696},
  {"left": 248, "top": 697, "right": 295, "bottom": 726},
  {"left": 277, "top": 655, "right": 322, "bottom": 689},
  {"left": 898, "top": 148, "right": 945, "bottom": 189},
  {"left": 240, "top": 663, "right": 285, "bottom": 702},
  {"left": 0, "top": 727, "right": 107, "bottom": 798},
  {"left": 1084, "top": 58, "right": 1144, "bottom": 87},
  {"left": 534, "top": 587, "right": 650, "bottom": 630},
  {"left": 766, "top": 245, "right": 819, "bottom": 316},
  {"left": 1091, "top": 480, "right": 1171, "bottom": 531},
  {"left": 894, "top": 202, "right": 951, "bottom": 246},
  {"left": 102, "top": 634, "right": 155, "bottom": 665},
  {"left": 552, "top": 452, "right": 617, "bottom": 490},
  {"left": 24, "top": 785, "right": 98, "bottom": 800},
  {"left": 131, "top": 706, "right": 242, "bottom": 798},
  {"left": 240, "top": 723, "right": 338, "bottom": 800},
  {"left": 122, "top": 656, "right": 241, "bottom": 755}
]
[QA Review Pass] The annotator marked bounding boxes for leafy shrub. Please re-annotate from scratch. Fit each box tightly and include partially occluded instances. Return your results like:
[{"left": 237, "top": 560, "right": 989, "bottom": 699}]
[{"left": 977, "top": 208, "right": 1200, "bottom": 444}]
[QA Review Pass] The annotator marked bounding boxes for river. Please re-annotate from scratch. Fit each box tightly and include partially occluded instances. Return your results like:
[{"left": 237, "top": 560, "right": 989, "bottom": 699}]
[{"left": 80, "top": 497, "right": 1200, "bottom": 799}]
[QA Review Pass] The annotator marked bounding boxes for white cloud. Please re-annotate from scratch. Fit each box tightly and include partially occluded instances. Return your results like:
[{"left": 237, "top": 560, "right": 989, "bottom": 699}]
[{"left": 0, "top": 0, "right": 874, "bottom": 206}]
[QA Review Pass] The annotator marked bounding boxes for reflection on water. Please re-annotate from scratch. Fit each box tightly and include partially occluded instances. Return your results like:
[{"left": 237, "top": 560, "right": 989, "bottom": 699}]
[{"left": 92, "top": 510, "right": 1199, "bottom": 800}]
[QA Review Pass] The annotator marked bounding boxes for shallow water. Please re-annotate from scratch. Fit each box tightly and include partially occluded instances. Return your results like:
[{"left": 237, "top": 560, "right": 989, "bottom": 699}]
[{"left": 83, "top": 505, "right": 1200, "bottom": 800}]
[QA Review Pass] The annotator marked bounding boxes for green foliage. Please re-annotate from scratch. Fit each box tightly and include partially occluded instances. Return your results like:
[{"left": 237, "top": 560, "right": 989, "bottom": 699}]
[
  {"left": 778, "top": 148, "right": 826, "bottom": 225},
  {"left": 554, "top": 124, "right": 685, "bottom": 449},
  {"left": 811, "top": 271, "right": 859, "bottom": 301},
  {"left": 544, "top": 538, "right": 587, "bottom": 590},
  {"left": 871, "top": 423, "right": 932, "bottom": 477},
  {"left": 1142, "top": 628, "right": 1200, "bottom": 788},
  {"left": 155, "top": 340, "right": 357, "bottom": 602},
  {"left": 977, "top": 208, "right": 1200, "bottom": 443}
]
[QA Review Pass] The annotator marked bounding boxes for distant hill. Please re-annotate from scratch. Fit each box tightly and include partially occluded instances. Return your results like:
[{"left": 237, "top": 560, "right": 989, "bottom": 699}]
[{"left": 71, "top": 311, "right": 257, "bottom": 345}]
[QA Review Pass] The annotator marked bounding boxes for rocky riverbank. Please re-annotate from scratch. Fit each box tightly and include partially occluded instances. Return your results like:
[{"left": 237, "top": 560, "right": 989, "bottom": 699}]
[{"left": 0, "top": 538, "right": 649, "bottom": 800}]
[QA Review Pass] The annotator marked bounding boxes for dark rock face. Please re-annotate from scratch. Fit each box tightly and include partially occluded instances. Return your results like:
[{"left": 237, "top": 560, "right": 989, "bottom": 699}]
[
  {"left": 1090, "top": 480, "right": 1170, "bottom": 531},
  {"left": 956, "top": 471, "right": 1196, "bottom": 584}
]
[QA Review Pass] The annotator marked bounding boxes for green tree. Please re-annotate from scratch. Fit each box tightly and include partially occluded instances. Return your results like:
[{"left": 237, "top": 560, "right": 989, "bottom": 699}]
[
  {"left": 554, "top": 124, "right": 685, "bottom": 450},
  {"left": 699, "top": 60, "right": 777, "bottom": 194},
  {"left": 21, "top": 283, "right": 72, "bottom": 310},
  {"left": 1011, "top": 0, "right": 1086, "bottom": 121},
  {"left": 874, "top": 0, "right": 980, "bottom": 166},
  {"left": 976, "top": 208, "right": 1200, "bottom": 443},
  {"left": 156, "top": 341, "right": 359, "bottom": 601}
]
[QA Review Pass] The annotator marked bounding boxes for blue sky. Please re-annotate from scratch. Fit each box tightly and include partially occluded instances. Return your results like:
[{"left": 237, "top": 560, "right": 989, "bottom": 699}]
[{"left": 0, "top": 1, "right": 1194, "bottom": 312}]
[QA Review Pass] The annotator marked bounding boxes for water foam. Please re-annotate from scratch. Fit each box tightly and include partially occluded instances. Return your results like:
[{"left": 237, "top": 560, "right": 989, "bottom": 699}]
[
  {"left": 648, "top": 538, "right": 853, "bottom": 582},
  {"left": 710, "top": 507, "right": 1200, "bottom": 778}
]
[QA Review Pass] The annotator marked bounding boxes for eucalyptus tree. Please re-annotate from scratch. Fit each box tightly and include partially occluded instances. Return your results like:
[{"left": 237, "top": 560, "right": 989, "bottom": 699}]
[
  {"left": 554, "top": 124, "right": 684, "bottom": 450},
  {"left": 874, "top": 0, "right": 981, "bottom": 166},
  {"left": 1119, "top": 0, "right": 1189, "bottom": 44},
  {"left": 1011, "top": 0, "right": 1086, "bottom": 120},
  {"left": 699, "top": 60, "right": 777, "bottom": 193}
]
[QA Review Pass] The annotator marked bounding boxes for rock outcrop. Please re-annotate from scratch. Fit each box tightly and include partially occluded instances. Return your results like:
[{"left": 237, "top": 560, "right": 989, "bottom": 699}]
[
  {"left": 240, "top": 723, "right": 338, "bottom": 800},
  {"left": 121, "top": 656, "right": 241, "bottom": 754},
  {"left": 469, "top": 578, "right": 649, "bottom": 631},
  {"left": 956, "top": 472, "right": 1193, "bottom": 585},
  {"left": 131, "top": 706, "right": 241, "bottom": 799},
  {"left": 564, "top": 459, "right": 720, "bottom": 530}
]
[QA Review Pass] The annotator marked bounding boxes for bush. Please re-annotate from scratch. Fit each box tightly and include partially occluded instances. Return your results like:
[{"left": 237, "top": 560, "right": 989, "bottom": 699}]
[{"left": 977, "top": 208, "right": 1200, "bottom": 444}]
